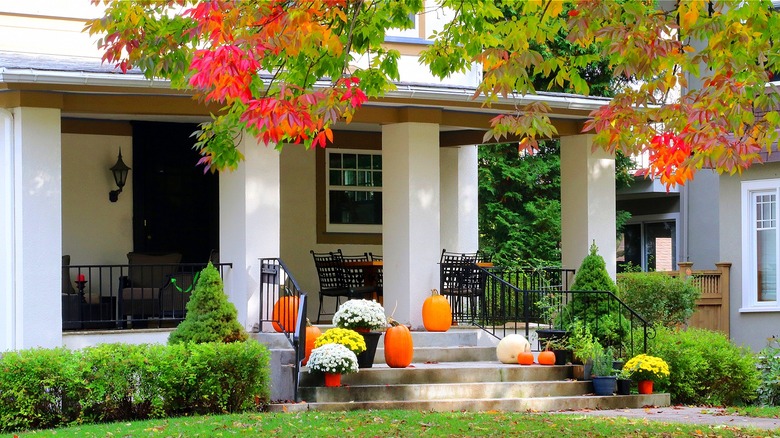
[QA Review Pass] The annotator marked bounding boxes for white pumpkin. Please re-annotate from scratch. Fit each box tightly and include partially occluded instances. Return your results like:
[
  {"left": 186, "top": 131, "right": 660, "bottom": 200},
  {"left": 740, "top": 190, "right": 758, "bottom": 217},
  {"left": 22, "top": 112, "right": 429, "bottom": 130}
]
[{"left": 496, "top": 334, "right": 531, "bottom": 364}]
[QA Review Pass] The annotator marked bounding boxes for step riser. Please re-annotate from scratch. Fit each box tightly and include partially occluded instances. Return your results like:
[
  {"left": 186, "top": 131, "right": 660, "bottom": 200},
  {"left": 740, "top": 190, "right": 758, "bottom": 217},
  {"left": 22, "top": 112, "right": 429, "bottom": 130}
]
[
  {"left": 273, "top": 394, "right": 672, "bottom": 413},
  {"left": 373, "top": 346, "right": 497, "bottom": 364},
  {"left": 300, "top": 365, "right": 573, "bottom": 386},
  {"left": 301, "top": 381, "right": 592, "bottom": 403}
]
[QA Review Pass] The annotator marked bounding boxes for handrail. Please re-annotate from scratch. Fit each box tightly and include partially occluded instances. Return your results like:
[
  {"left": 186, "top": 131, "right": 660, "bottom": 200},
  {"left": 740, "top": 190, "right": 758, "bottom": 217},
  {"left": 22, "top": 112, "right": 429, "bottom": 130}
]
[{"left": 472, "top": 265, "right": 651, "bottom": 358}]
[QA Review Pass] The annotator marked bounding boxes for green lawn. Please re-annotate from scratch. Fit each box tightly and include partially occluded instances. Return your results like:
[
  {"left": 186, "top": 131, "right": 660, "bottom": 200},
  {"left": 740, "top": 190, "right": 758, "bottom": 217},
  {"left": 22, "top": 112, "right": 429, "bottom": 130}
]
[{"left": 5, "top": 410, "right": 777, "bottom": 437}]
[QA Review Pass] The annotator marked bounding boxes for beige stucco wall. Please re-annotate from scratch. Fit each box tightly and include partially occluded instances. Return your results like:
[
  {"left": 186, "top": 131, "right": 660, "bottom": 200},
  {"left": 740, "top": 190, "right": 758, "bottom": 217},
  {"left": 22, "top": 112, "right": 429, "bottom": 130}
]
[
  {"left": 62, "top": 133, "right": 133, "bottom": 265},
  {"left": 719, "top": 162, "right": 780, "bottom": 351}
]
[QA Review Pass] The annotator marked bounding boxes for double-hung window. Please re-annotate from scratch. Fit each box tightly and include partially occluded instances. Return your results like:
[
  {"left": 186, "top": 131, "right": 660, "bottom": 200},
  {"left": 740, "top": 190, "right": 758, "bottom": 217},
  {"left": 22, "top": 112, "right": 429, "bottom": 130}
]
[
  {"left": 326, "top": 149, "right": 382, "bottom": 233},
  {"left": 741, "top": 179, "right": 780, "bottom": 311}
]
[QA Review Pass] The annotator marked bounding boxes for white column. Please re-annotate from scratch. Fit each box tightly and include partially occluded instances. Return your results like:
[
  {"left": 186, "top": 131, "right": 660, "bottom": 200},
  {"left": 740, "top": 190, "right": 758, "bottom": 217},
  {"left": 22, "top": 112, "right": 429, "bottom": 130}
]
[
  {"left": 560, "top": 134, "right": 616, "bottom": 279},
  {"left": 219, "top": 135, "right": 280, "bottom": 331},
  {"left": 0, "top": 107, "right": 63, "bottom": 350},
  {"left": 440, "top": 146, "right": 479, "bottom": 253},
  {"left": 382, "top": 122, "right": 440, "bottom": 329}
]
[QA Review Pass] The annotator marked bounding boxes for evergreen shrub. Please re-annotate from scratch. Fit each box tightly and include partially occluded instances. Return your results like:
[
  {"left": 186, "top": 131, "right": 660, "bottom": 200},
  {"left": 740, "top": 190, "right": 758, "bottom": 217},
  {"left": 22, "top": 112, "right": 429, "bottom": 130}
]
[
  {"left": 617, "top": 272, "right": 700, "bottom": 328},
  {"left": 649, "top": 326, "right": 759, "bottom": 405},
  {"left": 168, "top": 262, "right": 248, "bottom": 344}
]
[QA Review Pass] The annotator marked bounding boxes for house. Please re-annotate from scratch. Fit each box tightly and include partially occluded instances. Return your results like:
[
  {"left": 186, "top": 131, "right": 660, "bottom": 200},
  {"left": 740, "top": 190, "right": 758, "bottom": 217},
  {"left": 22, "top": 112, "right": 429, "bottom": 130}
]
[{"left": 0, "top": 1, "right": 619, "bottom": 353}]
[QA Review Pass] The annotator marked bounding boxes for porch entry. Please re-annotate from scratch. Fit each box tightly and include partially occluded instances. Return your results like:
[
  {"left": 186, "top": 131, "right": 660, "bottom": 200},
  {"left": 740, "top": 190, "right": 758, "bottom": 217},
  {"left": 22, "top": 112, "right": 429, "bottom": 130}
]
[{"left": 131, "top": 121, "right": 219, "bottom": 263}]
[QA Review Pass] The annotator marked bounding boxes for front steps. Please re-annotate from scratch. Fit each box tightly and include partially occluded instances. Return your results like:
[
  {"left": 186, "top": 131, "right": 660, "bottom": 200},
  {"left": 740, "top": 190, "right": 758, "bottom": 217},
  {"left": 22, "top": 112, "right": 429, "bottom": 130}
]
[{"left": 263, "top": 328, "right": 671, "bottom": 412}]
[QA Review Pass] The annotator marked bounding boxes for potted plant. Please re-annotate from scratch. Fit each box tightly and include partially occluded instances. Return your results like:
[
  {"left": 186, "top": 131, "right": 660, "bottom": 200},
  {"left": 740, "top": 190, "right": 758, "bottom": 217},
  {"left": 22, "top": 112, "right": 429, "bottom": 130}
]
[
  {"left": 615, "top": 368, "right": 632, "bottom": 395},
  {"left": 307, "top": 343, "right": 359, "bottom": 387},
  {"left": 535, "top": 291, "right": 569, "bottom": 350},
  {"left": 567, "top": 321, "right": 599, "bottom": 379},
  {"left": 332, "top": 299, "right": 387, "bottom": 368},
  {"left": 622, "top": 353, "right": 670, "bottom": 394},
  {"left": 590, "top": 344, "right": 616, "bottom": 396}
]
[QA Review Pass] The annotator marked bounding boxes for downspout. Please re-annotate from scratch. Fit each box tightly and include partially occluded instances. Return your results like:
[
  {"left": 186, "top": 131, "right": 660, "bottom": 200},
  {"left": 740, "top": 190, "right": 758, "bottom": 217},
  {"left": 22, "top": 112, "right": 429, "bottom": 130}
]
[{"left": 0, "top": 107, "right": 16, "bottom": 351}]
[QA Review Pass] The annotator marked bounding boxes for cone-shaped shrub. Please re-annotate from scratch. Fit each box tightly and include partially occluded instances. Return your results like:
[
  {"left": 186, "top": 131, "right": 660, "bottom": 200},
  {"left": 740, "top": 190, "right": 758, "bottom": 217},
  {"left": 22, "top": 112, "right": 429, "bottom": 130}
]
[{"left": 169, "top": 262, "right": 248, "bottom": 344}]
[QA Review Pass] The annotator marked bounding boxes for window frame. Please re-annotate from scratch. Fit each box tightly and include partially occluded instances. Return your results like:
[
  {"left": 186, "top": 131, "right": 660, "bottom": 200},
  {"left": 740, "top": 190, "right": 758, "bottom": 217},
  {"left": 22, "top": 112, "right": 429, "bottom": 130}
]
[
  {"left": 617, "top": 213, "right": 679, "bottom": 272},
  {"left": 325, "top": 148, "right": 383, "bottom": 234},
  {"left": 741, "top": 179, "right": 780, "bottom": 312}
]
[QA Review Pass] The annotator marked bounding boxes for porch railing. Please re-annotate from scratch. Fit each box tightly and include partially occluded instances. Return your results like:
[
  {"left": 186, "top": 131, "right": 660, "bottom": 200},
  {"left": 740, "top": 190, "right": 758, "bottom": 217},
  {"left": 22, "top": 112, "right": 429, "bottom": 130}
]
[
  {"left": 62, "top": 262, "right": 232, "bottom": 330},
  {"left": 447, "top": 264, "right": 650, "bottom": 358},
  {"left": 259, "top": 258, "right": 307, "bottom": 402}
]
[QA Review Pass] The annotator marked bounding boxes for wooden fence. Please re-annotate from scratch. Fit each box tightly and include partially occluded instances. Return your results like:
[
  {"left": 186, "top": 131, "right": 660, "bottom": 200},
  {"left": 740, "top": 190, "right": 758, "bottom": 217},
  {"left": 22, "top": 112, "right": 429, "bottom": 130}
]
[{"left": 665, "top": 262, "right": 731, "bottom": 337}]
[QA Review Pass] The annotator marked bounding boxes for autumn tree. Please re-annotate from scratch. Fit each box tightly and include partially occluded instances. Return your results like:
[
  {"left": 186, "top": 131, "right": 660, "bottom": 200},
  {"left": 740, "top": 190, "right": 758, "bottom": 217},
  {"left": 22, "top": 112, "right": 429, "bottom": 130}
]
[{"left": 88, "top": 0, "right": 780, "bottom": 186}]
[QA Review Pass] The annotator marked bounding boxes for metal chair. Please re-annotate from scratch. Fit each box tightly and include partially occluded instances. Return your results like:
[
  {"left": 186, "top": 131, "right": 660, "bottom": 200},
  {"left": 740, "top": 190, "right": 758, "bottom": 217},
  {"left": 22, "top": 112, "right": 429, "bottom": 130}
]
[
  {"left": 439, "top": 249, "right": 485, "bottom": 324},
  {"left": 310, "top": 250, "right": 375, "bottom": 323}
]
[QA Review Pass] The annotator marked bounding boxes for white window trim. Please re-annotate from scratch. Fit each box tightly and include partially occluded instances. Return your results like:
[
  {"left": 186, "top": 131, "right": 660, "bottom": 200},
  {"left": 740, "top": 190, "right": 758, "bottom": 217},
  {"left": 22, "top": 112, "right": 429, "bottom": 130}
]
[
  {"left": 325, "top": 149, "right": 382, "bottom": 234},
  {"left": 740, "top": 179, "right": 780, "bottom": 312}
]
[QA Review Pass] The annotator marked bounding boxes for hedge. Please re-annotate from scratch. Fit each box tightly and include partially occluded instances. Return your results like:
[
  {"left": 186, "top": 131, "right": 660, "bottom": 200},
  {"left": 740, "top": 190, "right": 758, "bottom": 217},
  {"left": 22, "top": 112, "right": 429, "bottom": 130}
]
[{"left": 0, "top": 341, "right": 270, "bottom": 433}]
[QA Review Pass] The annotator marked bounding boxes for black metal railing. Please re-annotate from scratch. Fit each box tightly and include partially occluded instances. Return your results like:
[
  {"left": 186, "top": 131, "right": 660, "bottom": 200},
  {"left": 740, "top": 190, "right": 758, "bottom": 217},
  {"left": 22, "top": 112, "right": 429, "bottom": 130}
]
[
  {"left": 62, "top": 262, "right": 232, "bottom": 330},
  {"left": 259, "top": 258, "right": 307, "bottom": 401},
  {"left": 444, "top": 264, "right": 651, "bottom": 358}
]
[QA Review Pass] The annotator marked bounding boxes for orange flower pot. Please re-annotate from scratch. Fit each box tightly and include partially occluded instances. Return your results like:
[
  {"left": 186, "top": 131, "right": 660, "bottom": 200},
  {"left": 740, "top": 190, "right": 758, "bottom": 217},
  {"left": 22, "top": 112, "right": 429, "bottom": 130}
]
[
  {"left": 324, "top": 372, "right": 341, "bottom": 387},
  {"left": 638, "top": 380, "right": 653, "bottom": 394}
]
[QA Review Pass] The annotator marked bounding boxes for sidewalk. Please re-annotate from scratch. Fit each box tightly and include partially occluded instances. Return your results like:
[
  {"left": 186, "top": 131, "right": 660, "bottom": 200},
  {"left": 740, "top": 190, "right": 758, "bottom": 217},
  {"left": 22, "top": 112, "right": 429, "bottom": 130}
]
[{"left": 555, "top": 406, "right": 780, "bottom": 430}]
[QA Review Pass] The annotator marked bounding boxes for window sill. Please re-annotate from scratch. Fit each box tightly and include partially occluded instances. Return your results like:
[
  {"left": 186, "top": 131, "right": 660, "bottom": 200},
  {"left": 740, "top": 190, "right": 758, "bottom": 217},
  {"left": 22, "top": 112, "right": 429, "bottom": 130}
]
[{"left": 739, "top": 306, "right": 780, "bottom": 313}]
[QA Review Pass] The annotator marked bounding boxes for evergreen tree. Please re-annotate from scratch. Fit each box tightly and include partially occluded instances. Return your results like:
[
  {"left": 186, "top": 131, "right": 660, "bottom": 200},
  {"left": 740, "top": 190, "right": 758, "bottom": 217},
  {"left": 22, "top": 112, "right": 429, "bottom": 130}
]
[{"left": 169, "top": 262, "right": 248, "bottom": 344}]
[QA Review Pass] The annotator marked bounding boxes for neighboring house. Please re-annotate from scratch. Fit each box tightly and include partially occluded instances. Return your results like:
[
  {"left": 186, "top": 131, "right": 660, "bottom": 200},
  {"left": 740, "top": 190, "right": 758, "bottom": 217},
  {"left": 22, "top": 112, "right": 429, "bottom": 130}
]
[{"left": 0, "top": 1, "right": 618, "bottom": 352}]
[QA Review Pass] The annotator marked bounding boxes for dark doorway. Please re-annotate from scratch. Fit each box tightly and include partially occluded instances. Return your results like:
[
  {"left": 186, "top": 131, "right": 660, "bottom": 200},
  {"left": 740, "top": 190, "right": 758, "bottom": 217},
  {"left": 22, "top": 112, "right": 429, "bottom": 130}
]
[{"left": 132, "top": 121, "right": 219, "bottom": 263}]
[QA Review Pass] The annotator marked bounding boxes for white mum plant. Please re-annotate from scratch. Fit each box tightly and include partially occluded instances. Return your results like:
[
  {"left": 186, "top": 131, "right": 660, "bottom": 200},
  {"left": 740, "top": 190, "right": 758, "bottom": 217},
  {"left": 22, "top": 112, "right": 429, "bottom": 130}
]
[
  {"left": 333, "top": 299, "right": 386, "bottom": 331},
  {"left": 307, "top": 343, "right": 359, "bottom": 374}
]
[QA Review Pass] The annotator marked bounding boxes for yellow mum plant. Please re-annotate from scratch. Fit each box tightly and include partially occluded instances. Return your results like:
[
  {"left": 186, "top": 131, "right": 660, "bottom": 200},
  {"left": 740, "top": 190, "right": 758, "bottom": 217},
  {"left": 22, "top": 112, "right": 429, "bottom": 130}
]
[
  {"left": 622, "top": 354, "right": 670, "bottom": 381},
  {"left": 314, "top": 327, "right": 366, "bottom": 355}
]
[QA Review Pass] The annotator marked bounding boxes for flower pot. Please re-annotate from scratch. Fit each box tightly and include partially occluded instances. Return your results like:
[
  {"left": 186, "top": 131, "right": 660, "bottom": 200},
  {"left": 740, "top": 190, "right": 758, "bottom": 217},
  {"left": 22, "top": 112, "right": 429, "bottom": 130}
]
[
  {"left": 638, "top": 379, "right": 653, "bottom": 394},
  {"left": 356, "top": 331, "right": 381, "bottom": 368},
  {"left": 536, "top": 329, "right": 569, "bottom": 351},
  {"left": 553, "top": 349, "right": 571, "bottom": 365},
  {"left": 592, "top": 376, "right": 616, "bottom": 395},
  {"left": 616, "top": 378, "right": 632, "bottom": 395},
  {"left": 324, "top": 372, "right": 341, "bottom": 387}
]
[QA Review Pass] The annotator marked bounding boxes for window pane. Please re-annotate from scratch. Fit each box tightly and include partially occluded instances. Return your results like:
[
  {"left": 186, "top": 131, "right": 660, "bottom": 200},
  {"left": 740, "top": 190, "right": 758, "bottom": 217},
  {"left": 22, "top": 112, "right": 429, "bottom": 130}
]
[
  {"left": 373, "top": 171, "right": 382, "bottom": 186},
  {"left": 329, "top": 153, "right": 342, "bottom": 169},
  {"left": 757, "top": 229, "right": 777, "bottom": 301},
  {"left": 344, "top": 170, "right": 356, "bottom": 186},
  {"left": 343, "top": 154, "right": 357, "bottom": 169},
  {"left": 329, "top": 170, "right": 341, "bottom": 186},
  {"left": 373, "top": 155, "right": 382, "bottom": 170},
  {"left": 644, "top": 221, "right": 676, "bottom": 272},
  {"left": 329, "top": 191, "right": 382, "bottom": 225},
  {"left": 358, "top": 154, "right": 372, "bottom": 169}
]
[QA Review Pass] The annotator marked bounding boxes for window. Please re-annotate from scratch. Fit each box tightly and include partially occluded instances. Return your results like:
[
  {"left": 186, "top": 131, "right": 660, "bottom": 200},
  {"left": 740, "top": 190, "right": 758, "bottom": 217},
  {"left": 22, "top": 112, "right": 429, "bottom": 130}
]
[
  {"left": 326, "top": 149, "right": 382, "bottom": 233},
  {"left": 741, "top": 179, "right": 780, "bottom": 311},
  {"left": 617, "top": 217, "right": 677, "bottom": 272}
]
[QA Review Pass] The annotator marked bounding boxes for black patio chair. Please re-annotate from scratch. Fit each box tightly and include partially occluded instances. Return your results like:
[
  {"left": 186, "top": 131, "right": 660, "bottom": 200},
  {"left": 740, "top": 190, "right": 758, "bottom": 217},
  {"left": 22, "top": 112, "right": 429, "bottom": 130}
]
[
  {"left": 439, "top": 249, "right": 485, "bottom": 324},
  {"left": 311, "top": 250, "right": 375, "bottom": 323}
]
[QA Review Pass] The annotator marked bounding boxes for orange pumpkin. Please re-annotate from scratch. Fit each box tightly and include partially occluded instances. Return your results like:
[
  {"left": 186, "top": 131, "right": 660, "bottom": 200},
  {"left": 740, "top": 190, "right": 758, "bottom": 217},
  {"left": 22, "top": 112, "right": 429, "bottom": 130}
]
[
  {"left": 272, "top": 295, "right": 300, "bottom": 332},
  {"left": 517, "top": 351, "right": 535, "bottom": 365},
  {"left": 384, "top": 317, "right": 414, "bottom": 368},
  {"left": 538, "top": 350, "right": 556, "bottom": 365},
  {"left": 302, "top": 319, "right": 322, "bottom": 366},
  {"left": 422, "top": 289, "right": 452, "bottom": 332}
]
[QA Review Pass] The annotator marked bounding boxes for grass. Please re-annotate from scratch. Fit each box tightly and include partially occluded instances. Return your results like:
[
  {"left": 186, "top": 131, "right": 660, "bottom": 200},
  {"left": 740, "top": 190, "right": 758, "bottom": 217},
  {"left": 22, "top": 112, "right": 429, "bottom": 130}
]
[
  {"left": 726, "top": 405, "right": 780, "bottom": 418},
  {"left": 5, "top": 410, "right": 777, "bottom": 438}
]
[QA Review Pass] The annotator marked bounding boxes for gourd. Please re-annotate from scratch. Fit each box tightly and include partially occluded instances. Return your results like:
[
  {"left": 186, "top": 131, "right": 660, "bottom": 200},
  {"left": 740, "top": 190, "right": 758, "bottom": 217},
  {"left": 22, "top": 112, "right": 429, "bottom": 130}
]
[
  {"left": 302, "top": 319, "right": 322, "bottom": 366},
  {"left": 384, "top": 317, "right": 414, "bottom": 368},
  {"left": 537, "top": 342, "right": 556, "bottom": 365},
  {"left": 517, "top": 351, "right": 535, "bottom": 365},
  {"left": 496, "top": 334, "right": 531, "bottom": 364},
  {"left": 272, "top": 295, "right": 300, "bottom": 333},
  {"left": 422, "top": 289, "right": 452, "bottom": 332}
]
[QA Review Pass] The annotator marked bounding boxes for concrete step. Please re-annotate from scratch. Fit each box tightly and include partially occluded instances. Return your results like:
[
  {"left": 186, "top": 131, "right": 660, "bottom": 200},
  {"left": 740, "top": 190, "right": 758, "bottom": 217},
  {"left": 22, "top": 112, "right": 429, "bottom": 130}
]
[
  {"left": 373, "top": 345, "right": 497, "bottom": 364},
  {"left": 274, "top": 393, "right": 671, "bottom": 413},
  {"left": 301, "top": 380, "right": 592, "bottom": 403}
]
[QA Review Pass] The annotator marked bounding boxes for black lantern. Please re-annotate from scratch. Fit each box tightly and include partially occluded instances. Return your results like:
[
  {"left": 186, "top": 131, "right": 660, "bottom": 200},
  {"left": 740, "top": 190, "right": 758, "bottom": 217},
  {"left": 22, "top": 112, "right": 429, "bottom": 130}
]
[{"left": 109, "top": 148, "right": 131, "bottom": 202}]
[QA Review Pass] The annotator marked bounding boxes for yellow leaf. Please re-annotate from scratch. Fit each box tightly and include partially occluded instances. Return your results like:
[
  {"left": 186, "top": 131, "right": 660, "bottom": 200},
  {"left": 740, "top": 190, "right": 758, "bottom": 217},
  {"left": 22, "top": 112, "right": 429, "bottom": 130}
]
[
  {"left": 681, "top": 9, "right": 698, "bottom": 30},
  {"left": 545, "top": 0, "right": 563, "bottom": 20}
]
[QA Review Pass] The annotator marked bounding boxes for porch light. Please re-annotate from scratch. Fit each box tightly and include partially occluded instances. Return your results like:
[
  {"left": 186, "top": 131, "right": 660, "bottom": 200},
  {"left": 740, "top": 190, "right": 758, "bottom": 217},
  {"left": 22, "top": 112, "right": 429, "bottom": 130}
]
[{"left": 109, "top": 148, "right": 131, "bottom": 202}]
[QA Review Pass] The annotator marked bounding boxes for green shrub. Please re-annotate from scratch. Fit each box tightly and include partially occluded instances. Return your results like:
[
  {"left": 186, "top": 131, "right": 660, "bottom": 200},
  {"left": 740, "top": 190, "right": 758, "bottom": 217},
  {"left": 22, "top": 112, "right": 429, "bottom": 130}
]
[
  {"left": 617, "top": 272, "right": 700, "bottom": 328},
  {"left": 0, "top": 342, "right": 270, "bottom": 433},
  {"left": 169, "top": 262, "right": 248, "bottom": 344},
  {"left": 0, "top": 348, "right": 83, "bottom": 432},
  {"left": 756, "top": 337, "right": 780, "bottom": 406},
  {"left": 649, "top": 326, "right": 759, "bottom": 405}
]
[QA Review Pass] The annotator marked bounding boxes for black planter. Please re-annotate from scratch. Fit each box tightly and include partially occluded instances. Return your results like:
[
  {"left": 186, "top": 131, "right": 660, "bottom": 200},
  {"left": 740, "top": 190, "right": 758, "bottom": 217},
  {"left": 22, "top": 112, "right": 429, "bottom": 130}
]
[
  {"left": 536, "top": 329, "right": 569, "bottom": 351},
  {"left": 356, "top": 331, "right": 381, "bottom": 368},
  {"left": 616, "top": 378, "right": 632, "bottom": 395},
  {"left": 553, "top": 349, "right": 572, "bottom": 365},
  {"left": 592, "top": 376, "right": 616, "bottom": 396}
]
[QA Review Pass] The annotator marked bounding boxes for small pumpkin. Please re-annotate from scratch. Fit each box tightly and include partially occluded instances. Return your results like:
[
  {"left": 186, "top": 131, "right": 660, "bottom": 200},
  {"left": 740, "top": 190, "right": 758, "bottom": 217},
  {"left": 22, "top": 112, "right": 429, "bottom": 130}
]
[
  {"left": 422, "top": 289, "right": 452, "bottom": 332},
  {"left": 496, "top": 334, "right": 531, "bottom": 364},
  {"left": 517, "top": 351, "right": 535, "bottom": 365},
  {"left": 384, "top": 317, "right": 414, "bottom": 368},
  {"left": 302, "top": 319, "right": 322, "bottom": 366},
  {"left": 272, "top": 295, "right": 300, "bottom": 333},
  {"left": 537, "top": 342, "right": 556, "bottom": 366}
]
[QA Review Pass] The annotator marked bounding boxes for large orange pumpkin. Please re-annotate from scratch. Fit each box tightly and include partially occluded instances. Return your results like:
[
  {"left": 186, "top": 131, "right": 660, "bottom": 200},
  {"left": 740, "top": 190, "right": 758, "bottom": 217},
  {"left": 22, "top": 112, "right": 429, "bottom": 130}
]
[
  {"left": 422, "top": 289, "right": 452, "bottom": 332},
  {"left": 302, "top": 319, "right": 322, "bottom": 366},
  {"left": 384, "top": 317, "right": 414, "bottom": 368},
  {"left": 272, "top": 295, "right": 300, "bottom": 332}
]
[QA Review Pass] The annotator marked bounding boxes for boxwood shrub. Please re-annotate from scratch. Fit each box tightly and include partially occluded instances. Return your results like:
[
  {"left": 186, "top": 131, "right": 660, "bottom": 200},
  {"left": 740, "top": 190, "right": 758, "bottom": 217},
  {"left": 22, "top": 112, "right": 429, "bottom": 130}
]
[
  {"left": 617, "top": 272, "right": 700, "bottom": 328},
  {"left": 0, "top": 341, "right": 270, "bottom": 433}
]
